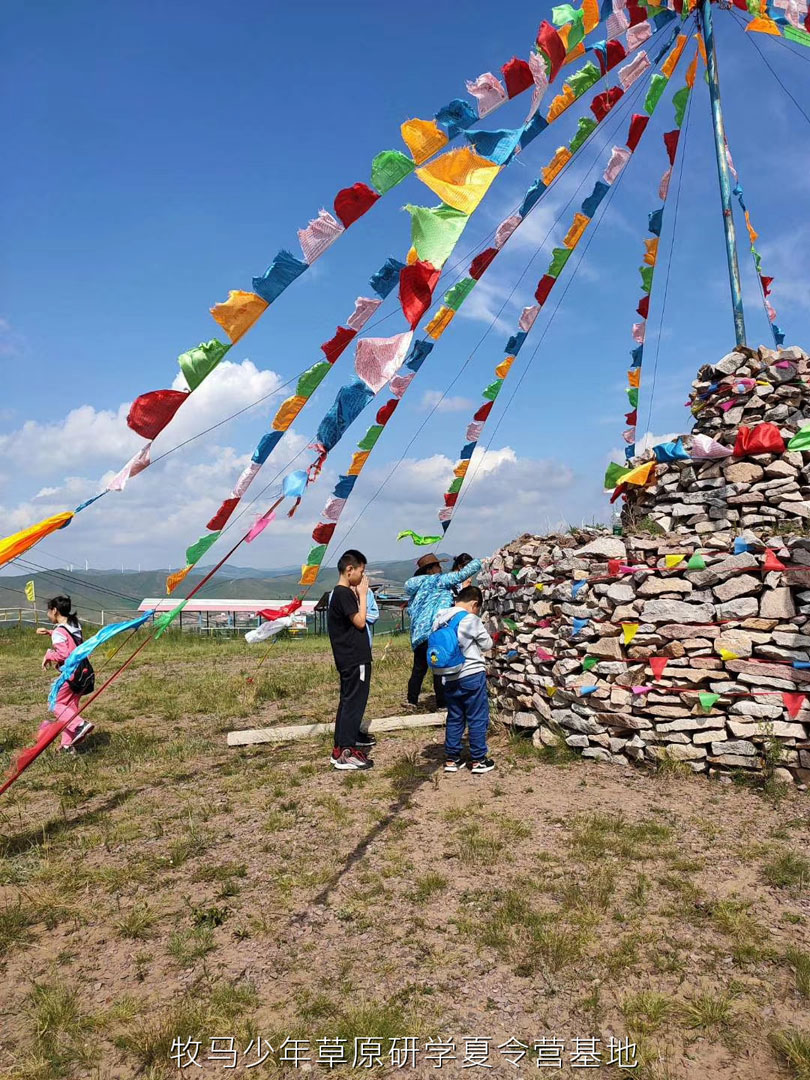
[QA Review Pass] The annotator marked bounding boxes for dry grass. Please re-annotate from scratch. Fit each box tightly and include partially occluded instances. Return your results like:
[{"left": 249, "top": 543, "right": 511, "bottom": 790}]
[{"left": 0, "top": 626, "right": 809, "bottom": 1078}]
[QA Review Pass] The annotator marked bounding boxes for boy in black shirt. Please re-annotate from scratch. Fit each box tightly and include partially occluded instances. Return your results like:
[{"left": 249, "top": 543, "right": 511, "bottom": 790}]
[{"left": 328, "top": 549, "right": 374, "bottom": 770}]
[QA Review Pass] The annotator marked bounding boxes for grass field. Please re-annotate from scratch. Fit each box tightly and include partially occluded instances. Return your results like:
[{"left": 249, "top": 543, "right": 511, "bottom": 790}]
[{"left": 1, "top": 627, "right": 809, "bottom": 1079}]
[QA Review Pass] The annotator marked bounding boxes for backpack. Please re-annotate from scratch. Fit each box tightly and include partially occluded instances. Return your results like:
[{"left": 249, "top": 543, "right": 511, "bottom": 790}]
[
  {"left": 59, "top": 626, "right": 96, "bottom": 697},
  {"left": 427, "top": 612, "right": 467, "bottom": 675}
]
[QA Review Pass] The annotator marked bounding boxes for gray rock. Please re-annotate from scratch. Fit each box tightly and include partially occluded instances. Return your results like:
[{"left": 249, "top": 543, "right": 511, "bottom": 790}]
[
  {"left": 647, "top": 744, "right": 707, "bottom": 761},
  {"left": 716, "top": 739, "right": 758, "bottom": 757},
  {"left": 573, "top": 536, "right": 627, "bottom": 560},
  {"left": 712, "top": 574, "right": 762, "bottom": 602},
  {"left": 727, "top": 720, "right": 807, "bottom": 739},
  {"left": 716, "top": 596, "right": 760, "bottom": 619},
  {"left": 556, "top": 711, "right": 606, "bottom": 736},
  {"left": 581, "top": 747, "right": 612, "bottom": 762},
  {"left": 760, "top": 588, "right": 796, "bottom": 619},
  {"left": 640, "top": 600, "right": 715, "bottom": 624},
  {"left": 637, "top": 577, "right": 693, "bottom": 597},
  {"left": 565, "top": 734, "right": 590, "bottom": 748}
]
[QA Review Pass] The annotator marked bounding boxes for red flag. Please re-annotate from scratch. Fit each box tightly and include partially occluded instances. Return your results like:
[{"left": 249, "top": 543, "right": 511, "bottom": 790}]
[
  {"left": 470, "top": 247, "right": 498, "bottom": 280},
  {"left": 536, "top": 21, "right": 566, "bottom": 81},
  {"left": 734, "top": 422, "right": 786, "bottom": 457},
  {"left": 625, "top": 409, "right": 638, "bottom": 425},
  {"left": 605, "top": 38, "right": 628, "bottom": 71},
  {"left": 626, "top": 114, "right": 649, "bottom": 151},
  {"left": 321, "top": 326, "right": 356, "bottom": 364},
  {"left": 626, "top": 0, "right": 647, "bottom": 24},
  {"left": 311, "top": 521, "right": 336, "bottom": 545},
  {"left": 760, "top": 275, "right": 773, "bottom": 298},
  {"left": 399, "top": 261, "right": 440, "bottom": 329},
  {"left": 610, "top": 483, "right": 626, "bottom": 504},
  {"left": 535, "top": 274, "right": 556, "bottom": 306},
  {"left": 783, "top": 692, "right": 805, "bottom": 719},
  {"left": 0, "top": 719, "right": 72, "bottom": 797},
  {"left": 649, "top": 656, "right": 669, "bottom": 680},
  {"left": 763, "top": 548, "right": 786, "bottom": 572},
  {"left": 663, "top": 130, "right": 680, "bottom": 165},
  {"left": 474, "top": 401, "right": 494, "bottom": 422},
  {"left": 259, "top": 598, "right": 303, "bottom": 621},
  {"left": 608, "top": 559, "right": 621, "bottom": 577},
  {"left": 207, "top": 497, "right": 239, "bottom": 531},
  {"left": 376, "top": 399, "right": 397, "bottom": 426},
  {"left": 636, "top": 295, "right": 649, "bottom": 319},
  {"left": 535, "top": 647, "right": 554, "bottom": 661},
  {"left": 127, "top": 389, "right": 188, "bottom": 439},
  {"left": 590, "top": 86, "right": 624, "bottom": 119},
  {"left": 334, "top": 183, "right": 379, "bottom": 228},
  {"left": 502, "top": 57, "right": 533, "bottom": 98},
  {"left": 444, "top": 492, "right": 459, "bottom": 507}
]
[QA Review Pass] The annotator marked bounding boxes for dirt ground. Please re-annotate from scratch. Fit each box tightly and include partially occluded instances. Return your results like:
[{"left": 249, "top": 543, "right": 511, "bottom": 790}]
[{"left": 1, "top": 630, "right": 809, "bottom": 1079}]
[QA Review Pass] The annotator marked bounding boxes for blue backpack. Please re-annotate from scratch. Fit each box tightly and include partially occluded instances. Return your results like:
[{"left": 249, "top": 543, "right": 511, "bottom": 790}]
[{"left": 427, "top": 612, "right": 466, "bottom": 675}]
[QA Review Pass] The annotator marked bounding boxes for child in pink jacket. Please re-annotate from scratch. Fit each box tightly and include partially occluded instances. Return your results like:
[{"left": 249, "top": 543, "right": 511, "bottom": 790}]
[{"left": 37, "top": 596, "right": 93, "bottom": 751}]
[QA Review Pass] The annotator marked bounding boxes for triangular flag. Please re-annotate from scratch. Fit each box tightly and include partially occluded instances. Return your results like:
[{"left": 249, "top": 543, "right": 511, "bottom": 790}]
[
  {"left": 631, "top": 685, "right": 652, "bottom": 695},
  {"left": 608, "top": 559, "right": 621, "bottom": 577},
  {"left": 686, "top": 552, "right": 706, "bottom": 570},
  {"left": 763, "top": 548, "right": 786, "bottom": 572},
  {"left": 572, "top": 618, "right": 589, "bottom": 634},
  {"left": 734, "top": 538, "right": 751, "bottom": 555},
  {"left": 622, "top": 623, "right": 639, "bottom": 645},
  {"left": 503, "top": 618, "right": 518, "bottom": 632},
  {"left": 718, "top": 648, "right": 738, "bottom": 662},
  {"left": 664, "top": 554, "right": 685, "bottom": 569},
  {"left": 546, "top": 685, "right": 557, "bottom": 698},
  {"left": 783, "top": 692, "right": 805, "bottom": 719},
  {"left": 649, "top": 657, "right": 669, "bottom": 680},
  {"left": 572, "top": 579, "right": 587, "bottom": 597},
  {"left": 582, "top": 657, "right": 598, "bottom": 672},
  {"left": 535, "top": 583, "right": 544, "bottom": 592},
  {"left": 579, "top": 686, "right": 597, "bottom": 696},
  {"left": 699, "top": 692, "right": 719, "bottom": 712},
  {"left": 535, "top": 647, "right": 554, "bottom": 661}
]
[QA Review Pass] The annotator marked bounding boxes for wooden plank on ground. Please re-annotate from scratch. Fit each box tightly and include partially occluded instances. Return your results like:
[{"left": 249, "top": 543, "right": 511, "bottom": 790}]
[{"left": 227, "top": 711, "right": 446, "bottom": 747}]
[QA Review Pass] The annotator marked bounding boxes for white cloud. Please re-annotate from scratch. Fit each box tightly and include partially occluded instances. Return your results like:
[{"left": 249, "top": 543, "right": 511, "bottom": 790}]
[
  {"left": 0, "top": 359, "right": 283, "bottom": 479},
  {"left": 419, "top": 390, "right": 476, "bottom": 413}
]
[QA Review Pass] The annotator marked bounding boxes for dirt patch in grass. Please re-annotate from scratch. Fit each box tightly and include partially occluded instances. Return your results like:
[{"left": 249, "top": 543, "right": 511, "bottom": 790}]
[{"left": 1, "top": 628, "right": 809, "bottom": 1078}]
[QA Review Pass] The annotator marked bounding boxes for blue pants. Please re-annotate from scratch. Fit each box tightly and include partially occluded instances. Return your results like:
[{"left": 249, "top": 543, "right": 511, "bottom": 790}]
[{"left": 444, "top": 671, "right": 489, "bottom": 762}]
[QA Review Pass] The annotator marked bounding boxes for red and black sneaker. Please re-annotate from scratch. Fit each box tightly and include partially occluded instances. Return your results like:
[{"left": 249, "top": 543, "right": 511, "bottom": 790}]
[{"left": 330, "top": 747, "right": 373, "bottom": 771}]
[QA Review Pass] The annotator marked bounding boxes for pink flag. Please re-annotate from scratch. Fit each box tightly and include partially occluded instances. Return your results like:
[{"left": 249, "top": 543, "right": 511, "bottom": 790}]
[
  {"left": 632, "top": 321, "right": 646, "bottom": 344},
  {"left": 659, "top": 167, "right": 672, "bottom": 199},
  {"left": 526, "top": 51, "right": 549, "bottom": 120},
  {"left": 465, "top": 72, "right": 508, "bottom": 117},
  {"left": 627, "top": 21, "right": 652, "bottom": 48},
  {"left": 623, "top": 428, "right": 636, "bottom": 444},
  {"left": 631, "top": 684, "right": 652, "bottom": 695},
  {"left": 354, "top": 331, "right": 414, "bottom": 393},
  {"left": 438, "top": 507, "right": 453, "bottom": 522},
  {"left": 783, "top": 692, "right": 805, "bottom": 719},
  {"left": 495, "top": 215, "right": 522, "bottom": 249},
  {"left": 519, "top": 305, "right": 541, "bottom": 331},
  {"left": 604, "top": 145, "right": 632, "bottom": 184},
  {"left": 390, "top": 372, "right": 415, "bottom": 399},
  {"left": 649, "top": 656, "right": 669, "bottom": 680},
  {"left": 536, "top": 647, "right": 554, "bottom": 661},
  {"left": 297, "top": 209, "right": 344, "bottom": 264},
  {"left": 246, "top": 509, "right": 275, "bottom": 544},
  {"left": 322, "top": 496, "right": 346, "bottom": 523},
  {"left": 618, "top": 50, "right": 650, "bottom": 88},
  {"left": 719, "top": 399, "right": 739, "bottom": 412},
  {"left": 690, "top": 433, "right": 733, "bottom": 459},
  {"left": 466, "top": 420, "right": 485, "bottom": 442},
  {"left": 107, "top": 444, "right": 152, "bottom": 492},
  {"left": 607, "top": 9, "right": 631, "bottom": 36},
  {"left": 766, "top": 301, "right": 777, "bottom": 322},
  {"left": 347, "top": 296, "right": 382, "bottom": 332},
  {"left": 232, "top": 461, "right": 262, "bottom": 498}
]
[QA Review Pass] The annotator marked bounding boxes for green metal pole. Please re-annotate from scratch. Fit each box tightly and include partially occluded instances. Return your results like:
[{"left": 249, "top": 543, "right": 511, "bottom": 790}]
[{"left": 700, "top": 0, "right": 747, "bottom": 346}]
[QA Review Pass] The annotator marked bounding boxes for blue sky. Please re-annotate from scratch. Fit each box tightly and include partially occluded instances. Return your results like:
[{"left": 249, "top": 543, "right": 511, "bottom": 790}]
[{"left": 3, "top": 1, "right": 810, "bottom": 574}]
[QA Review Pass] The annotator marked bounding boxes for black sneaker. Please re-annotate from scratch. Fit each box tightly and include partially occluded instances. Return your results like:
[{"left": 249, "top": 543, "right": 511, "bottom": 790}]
[
  {"left": 444, "top": 759, "right": 462, "bottom": 773},
  {"left": 355, "top": 730, "right": 377, "bottom": 748},
  {"left": 470, "top": 757, "right": 496, "bottom": 774}
]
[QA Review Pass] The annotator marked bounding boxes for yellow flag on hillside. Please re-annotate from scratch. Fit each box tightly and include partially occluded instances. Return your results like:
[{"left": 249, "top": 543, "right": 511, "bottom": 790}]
[
  {"left": 24, "top": 580, "right": 35, "bottom": 604},
  {"left": 622, "top": 622, "right": 639, "bottom": 645}
]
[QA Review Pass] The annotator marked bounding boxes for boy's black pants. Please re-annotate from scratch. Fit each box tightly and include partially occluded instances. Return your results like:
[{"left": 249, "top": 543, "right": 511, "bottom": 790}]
[
  {"left": 407, "top": 641, "right": 446, "bottom": 708},
  {"left": 335, "top": 663, "right": 372, "bottom": 748}
]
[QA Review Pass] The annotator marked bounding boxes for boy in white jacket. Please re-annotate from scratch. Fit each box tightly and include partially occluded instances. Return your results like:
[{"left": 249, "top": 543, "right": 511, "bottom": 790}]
[{"left": 430, "top": 585, "right": 495, "bottom": 774}]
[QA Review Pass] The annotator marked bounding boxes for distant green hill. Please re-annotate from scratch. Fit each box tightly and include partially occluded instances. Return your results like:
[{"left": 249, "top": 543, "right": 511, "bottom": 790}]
[{"left": 0, "top": 554, "right": 453, "bottom": 623}]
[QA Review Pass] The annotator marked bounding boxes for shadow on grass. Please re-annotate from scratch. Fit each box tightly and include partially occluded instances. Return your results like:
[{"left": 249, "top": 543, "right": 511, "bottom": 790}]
[
  {"left": 297, "top": 743, "right": 445, "bottom": 918},
  {"left": 0, "top": 788, "right": 135, "bottom": 858}
]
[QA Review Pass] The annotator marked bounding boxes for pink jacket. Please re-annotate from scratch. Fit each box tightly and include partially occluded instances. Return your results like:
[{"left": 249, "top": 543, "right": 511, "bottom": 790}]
[{"left": 44, "top": 625, "right": 79, "bottom": 667}]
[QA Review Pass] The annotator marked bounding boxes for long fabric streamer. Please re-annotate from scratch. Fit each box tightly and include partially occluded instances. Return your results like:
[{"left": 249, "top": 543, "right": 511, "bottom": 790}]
[
  {"left": 425, "top": 32, "right": 693, "bottom": 541},
  {"left": 47, "top": 612, "right": 155, "bottom": 709}
]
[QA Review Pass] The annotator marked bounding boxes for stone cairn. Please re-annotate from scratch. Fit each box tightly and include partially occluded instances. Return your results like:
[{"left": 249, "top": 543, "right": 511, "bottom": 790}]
[{"left": 480, "top": 345, "right": 810, "bottom": 784}]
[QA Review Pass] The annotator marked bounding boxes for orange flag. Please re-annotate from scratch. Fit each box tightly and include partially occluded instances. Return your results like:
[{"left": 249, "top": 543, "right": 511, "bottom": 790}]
[{"left": 0, "top": 511, "right": 74, "bottom": 569}]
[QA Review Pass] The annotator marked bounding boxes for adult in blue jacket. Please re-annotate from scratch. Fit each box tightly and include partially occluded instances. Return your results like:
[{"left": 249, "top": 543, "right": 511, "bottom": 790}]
[{"left": 404, "top": 552, "right": 482, "bottom": 709}]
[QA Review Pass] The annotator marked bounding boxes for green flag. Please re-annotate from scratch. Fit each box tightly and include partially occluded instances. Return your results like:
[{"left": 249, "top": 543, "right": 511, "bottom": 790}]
[
  {"left": 503, "top": 618, "right": 518, "bottom": 632},
  {"left": 371, "top": 150, "right": 415, "bottom": 194},
  {"left": 699, "top": 692, "right": 719, "bottom": 712},
  {"left": 296, "top": 361, "right": 331, "bottom": 398},
  {"left": 788, "top": 427, "right": 810, "bottom": 451},
  {"left": 448, "top": 477, "right": 463, "bottom": 494},
  {"left": 405, "top": 203, "right": 469, "bottom": 268},
  {"left": 155, "top": 598, "right": 190, "bottom": 638},
  {"left": 672, "top": 86, "right": 690, "bottom": 128},
  {"left": 306, "top": 544, "right": 328, "bottom": 567},
  {"left": 396, "top": 530, "right": 442, "bottom": 545},
  {"left": 784, "top": 24, "right": 810, "bottom": 46},
  {"left": 482, "top": 380, "right": 503, "bottom": 401},
  {"left": 178, "top": 340, "right": 230, "bottom": 392},
  {"left": 569, "top": 116, "right": 597, "bottom": 154},
  {"left": 583, "top": 656, "right": 598, "bottom": 672},
  {"left": 604, "top": 462, "right": 630, "bottom": 489},
  {"left": 644, "top": 74, "right": 667, "bottom": 115},
  {"left": 639, "top": 265, "right": 654, "bottom": 294},
  {"left": 548, "top": 246, "right": 573, "bottom": 278},
  {"left": 443, "top": 277, "right": 476, "bottom": 311},
  {"left": 186, "top": 532, "right": 221, "bottom": 567},
  {"left": 686, "top": 552, "right": 706, "bottom": 570},
  {"left": 566, "top": 61, "right": 600, "bottom": 98},
  {"left": 357, "top": 425, "right": 384, "bottom": 451},
  {"left": 627, "top": 387, "right": 639, "bottom": 409}
]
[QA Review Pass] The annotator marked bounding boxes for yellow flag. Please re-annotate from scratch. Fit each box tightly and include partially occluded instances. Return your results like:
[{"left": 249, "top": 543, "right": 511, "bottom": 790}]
[
  {"left": 400, "top": 118, "right": 448, "bottom": 165},
  {"left": 546, "top": 83, "right": 576, "bottom": 123},
  {"left": 0, "top": 511, "right": 74, "bottom": 570},
  {"left": 664, "top": 554, "right": 685, "bottom": 568},
  {"left": 209, "top": 290, "right": 268, "bottom": 344},
  {"left": 425, "top": 305, "right": 455, "bottom": 340},
  {"left": 415, "top": 147, "right": 500, "bottom": 215},
  {"left": 564, "top": 213, "right": 590, "bottom": 250},
  {"left": 718, "top": 648, "right": 739, "bottom": 662},
  {"left": 622, "top": 623, "right": 639, "bottom": 646},
  {"left": 495, "top": 356, "right": 515, "bottom": 379},
  {"left": 746, "top": 15, "right": 780, "bottom": 34},
  {"left": 623, "top": 461, "right": 656, "bottom": 486},
  {"left": 24, "top": 580, "right": 35, "bottom": 604},
  {"left": 535, "top": 583, "right": 544, "bottom": 592},
  {"left": 300, "top": 564, "right": 319, "bottom": 586},
  {"left": 542, "top": 146, "right": 572, "bottom": 187},
  {"left": 546, "top": 685, "right": 557, "bottom": 698}
]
